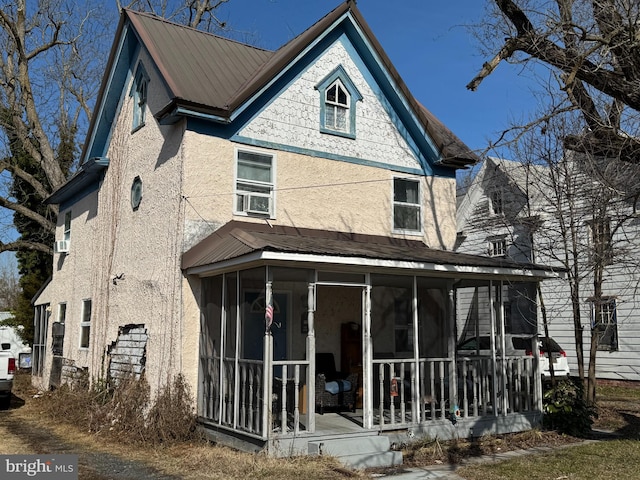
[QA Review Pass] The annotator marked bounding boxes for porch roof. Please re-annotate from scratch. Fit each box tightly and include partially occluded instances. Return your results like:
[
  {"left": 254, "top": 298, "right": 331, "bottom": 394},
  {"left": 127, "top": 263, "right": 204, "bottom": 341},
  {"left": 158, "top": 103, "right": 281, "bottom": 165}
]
[{"left": 182, "top": 221, "right": 560, "bottom": 280}]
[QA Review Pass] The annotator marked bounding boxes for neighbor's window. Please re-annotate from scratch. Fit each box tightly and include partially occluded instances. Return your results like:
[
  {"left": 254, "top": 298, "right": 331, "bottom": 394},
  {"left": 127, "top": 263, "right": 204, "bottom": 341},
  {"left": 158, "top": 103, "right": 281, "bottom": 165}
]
[
  {"left": 393, "top": 178, "right": 421, "bottom": 232},
  {"left": 590, "top": 297, "right": 618, "bottom": 351},
  {"left": 490, "top": 189, "right": 504, "bottom": 215},
  {"left": 489, "top": 238, "right": 507, "bottom": 257},
  {"left": 589, "top": 218, "right": 613, "bottom": 264},
  {"left": 131, "top": 64, "right": 149, "bottom": 131},
  {"left": 79, "top": 299, "right": 92, "bottom": 349},
  {"left": 235, "top": 150, "right": 274, "bottom": 216},
  {"left": 316, "top": 66, "right": 361, "bottom": 138}
]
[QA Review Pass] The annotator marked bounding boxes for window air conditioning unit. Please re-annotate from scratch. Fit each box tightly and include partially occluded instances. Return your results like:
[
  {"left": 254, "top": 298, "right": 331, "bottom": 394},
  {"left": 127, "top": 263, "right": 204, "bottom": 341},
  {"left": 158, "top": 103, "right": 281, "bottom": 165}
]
[
  {"left": 54, "top": 240, "right": 69, "bottom": 254},
  {"left": 242, "top": 194, "right": 270, "bottom": 215}
]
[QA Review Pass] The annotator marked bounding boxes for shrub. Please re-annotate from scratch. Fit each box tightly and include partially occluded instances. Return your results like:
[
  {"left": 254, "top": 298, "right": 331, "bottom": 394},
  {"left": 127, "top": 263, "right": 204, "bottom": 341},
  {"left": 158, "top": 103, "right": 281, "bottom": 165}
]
[
  {"left": 543, "top": 377, "right": 596, "bottom": 436},
  {"left": 37, "top": 373, "right": 199, "bottom": 446}
]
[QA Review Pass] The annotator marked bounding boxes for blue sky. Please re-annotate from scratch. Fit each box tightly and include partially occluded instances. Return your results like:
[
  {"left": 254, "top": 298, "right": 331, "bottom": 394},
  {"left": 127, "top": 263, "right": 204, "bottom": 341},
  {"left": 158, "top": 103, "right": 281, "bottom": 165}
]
[{"left": 217, "top": 0, "right": 539, "bottom": 159}]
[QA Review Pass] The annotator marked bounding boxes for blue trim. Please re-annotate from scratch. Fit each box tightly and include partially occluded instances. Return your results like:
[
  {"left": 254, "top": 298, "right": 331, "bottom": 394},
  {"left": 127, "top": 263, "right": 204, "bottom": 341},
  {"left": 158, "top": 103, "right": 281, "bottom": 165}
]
[
  {"left": 316, "top": 65, "right": 361, "bottom": 138},
  {"left": 87, "top": 28, "right": 139, "bottom": 161},
  {"left": 233, "top": 135, "right": 424, "bottom": 176},
  {"left": 48, "top": 157, "right": 110, "bottom": 206},
  {"left": 180, "top": 14, "right": 456, "bottom": 179}
]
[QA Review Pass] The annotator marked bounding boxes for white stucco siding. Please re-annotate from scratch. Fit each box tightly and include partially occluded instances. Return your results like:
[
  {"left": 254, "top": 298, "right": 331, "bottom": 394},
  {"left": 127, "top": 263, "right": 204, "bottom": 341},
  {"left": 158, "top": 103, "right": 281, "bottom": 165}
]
[
  {"left": 238, "top": 37, "right": 425, "bottom": 173},
  {"left": 35, "top": 47, "right": 190, "bottom": 394},
  {"left": 181, "top": 133, "right": 457, "bottom": 249},
  {"left": 30, "top": 191, "right": 99, "bottom": 390},
  {"left": 90, "top": 66, "right": 186, "bottom": 393}
]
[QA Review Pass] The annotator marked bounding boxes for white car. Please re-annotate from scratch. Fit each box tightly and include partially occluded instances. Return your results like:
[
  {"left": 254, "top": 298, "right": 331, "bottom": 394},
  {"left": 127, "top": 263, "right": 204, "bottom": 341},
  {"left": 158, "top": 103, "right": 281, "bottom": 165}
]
[{"left": 457, "top": 334, "right": 570, "bottom": 380}]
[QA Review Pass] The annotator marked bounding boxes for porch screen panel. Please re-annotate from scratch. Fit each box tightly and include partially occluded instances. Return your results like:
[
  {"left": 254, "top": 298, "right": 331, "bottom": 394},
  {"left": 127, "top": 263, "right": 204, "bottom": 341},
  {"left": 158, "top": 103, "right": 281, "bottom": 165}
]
[
  {"left": 370, "top": 274, "right": 413, "bottom": 357},
  {"left": 223, "top": 273, "right": 238, "bottom": 425},
  {"left": 238, "top": 268, "right": 267, "bottom": 434},
  {"left": 200, "top": 276, "right": 222, "bottom": 421},
  {"left": 416, "top": 282, "right": 448, "bottom": 358},
  {"left": 370, "top": 274, "right": 414, "bottom": 420}
]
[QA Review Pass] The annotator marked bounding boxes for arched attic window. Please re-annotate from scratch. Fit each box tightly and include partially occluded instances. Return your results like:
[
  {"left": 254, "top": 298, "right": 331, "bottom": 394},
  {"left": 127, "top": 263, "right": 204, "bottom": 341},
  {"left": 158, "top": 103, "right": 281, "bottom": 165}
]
[{"left": 316, "top": 65, "right": 362, "bottom": 139}]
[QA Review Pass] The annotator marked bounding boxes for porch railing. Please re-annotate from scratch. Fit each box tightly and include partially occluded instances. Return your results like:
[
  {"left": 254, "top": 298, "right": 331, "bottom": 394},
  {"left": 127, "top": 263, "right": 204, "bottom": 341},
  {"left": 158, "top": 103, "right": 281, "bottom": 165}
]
[
  {"left": 271, "top": 360, "right": 309, "bottom": 435},
  {"left": 199, "top": 355, "right": 266, "bottom": 438},
  {"left": 372, "top": 355, "right": 538, "bottom": 429}
]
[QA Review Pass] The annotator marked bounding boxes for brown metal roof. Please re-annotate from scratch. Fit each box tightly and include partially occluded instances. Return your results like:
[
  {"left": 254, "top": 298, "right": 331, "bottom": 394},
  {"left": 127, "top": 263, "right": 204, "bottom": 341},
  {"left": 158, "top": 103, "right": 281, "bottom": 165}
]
[
  {"left": 125, "top": 9, "right": 273, "bottom": 114},
  {"left": 182, "top": 221, "right": 552, "bottom": 277},
  {"left": 123, "top": 2, "right": 478, "bottom": 168}
]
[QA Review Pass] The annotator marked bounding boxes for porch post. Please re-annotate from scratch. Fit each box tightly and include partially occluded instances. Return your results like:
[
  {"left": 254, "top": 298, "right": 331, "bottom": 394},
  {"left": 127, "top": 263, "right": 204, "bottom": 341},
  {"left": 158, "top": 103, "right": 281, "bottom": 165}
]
[
  {"left": 411, "top": 276, "right": 420, "bottom": 423},
  {"left": 498, "top": 281, "right": 507, "bottom": 416},
  {"left": 262, "top": 280, "right": 274, "bottom": 438},
  {"left": 447, "top": 281, "right": 457, "bottom": 418},
  {"left": 306, "top": 282, "right": 316, "bottom": 433},
  {"left": 363, "top": 281, "right": 373, "bottom": 429},
  {"left": 489, "top": 280, "right": 499, "bottom": 417},
  {"left": 534, "top": 282, "right": 543, "bottom": 411}
]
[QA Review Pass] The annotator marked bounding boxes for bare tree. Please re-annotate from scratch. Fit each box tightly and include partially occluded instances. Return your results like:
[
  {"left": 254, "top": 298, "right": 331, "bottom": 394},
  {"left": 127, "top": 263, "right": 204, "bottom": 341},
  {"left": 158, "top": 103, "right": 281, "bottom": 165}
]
[
  {"left": 510, "top": 114, "right": 640, "bottom": 403},
  {"left": 469, "top": 0, "right": 640, "bottom": 165}
]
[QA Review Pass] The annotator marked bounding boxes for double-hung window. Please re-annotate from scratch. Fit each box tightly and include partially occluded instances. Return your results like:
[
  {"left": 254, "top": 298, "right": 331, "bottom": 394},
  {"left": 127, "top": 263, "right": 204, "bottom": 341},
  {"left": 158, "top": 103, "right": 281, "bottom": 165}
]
[
  {"left": 79, "top": 299, "right": 92, "bottom": 349},
  {"left": 131, "top": 64, "right": 149, "bottom": 131},
  {"left": 488, "top": 238, "right": 507, "bottom": 257},
  {"left": 490, "top": 188, "right": 504, "bottom": 215},
  {"left": 393, "top": 178, "right": 421, "bottom": 233},
  {"left": 590, "top": 297, "right": 618, "bottom": 351},
  {"left": 325, "top": 80, "right": 349, "bottom": 132},
  {"left": 235, "top": 150, "right": 274, "bottom": 216},
  {"left": 316, "top": 65, "right": 361, "bottom": 138},
  {"left": 55, "top": 211, "right": 71, "bottom": 254}
]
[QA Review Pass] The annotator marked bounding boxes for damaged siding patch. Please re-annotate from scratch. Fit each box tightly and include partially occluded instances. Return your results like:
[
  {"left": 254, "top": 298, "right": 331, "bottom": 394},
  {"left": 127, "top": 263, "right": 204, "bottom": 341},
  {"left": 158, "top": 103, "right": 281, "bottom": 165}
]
[{"left": 108, "top": 324, "right": 148, "bottom": 380}]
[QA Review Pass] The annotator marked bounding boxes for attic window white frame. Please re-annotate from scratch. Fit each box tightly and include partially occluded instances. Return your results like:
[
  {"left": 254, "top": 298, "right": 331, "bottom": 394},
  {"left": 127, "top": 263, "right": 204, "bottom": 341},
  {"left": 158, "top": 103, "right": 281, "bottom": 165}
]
[
  {"left": 490, "top": 188, "right": 504, "bottom": 215},
  {"left": 393, "top": 177, "right": 422, "bottom": 234},
  {"left": 488, "top": 236, "right": 507, "bottom": 257},
  {"left": 316, "top": 65, "right": 362, "bottom": 139},
  {"left": 131, "top": 63, "right": 149, "bottom": 132},
  {"left": 234, "top": 148, "right": 275, "bottom": 218}
]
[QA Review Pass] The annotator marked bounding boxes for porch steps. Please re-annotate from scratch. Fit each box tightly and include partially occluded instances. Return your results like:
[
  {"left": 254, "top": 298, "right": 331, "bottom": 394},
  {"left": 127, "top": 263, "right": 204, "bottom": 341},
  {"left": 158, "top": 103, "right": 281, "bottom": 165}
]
[{"left": 308, "top": 435, "right": 402, "bottom": 470}]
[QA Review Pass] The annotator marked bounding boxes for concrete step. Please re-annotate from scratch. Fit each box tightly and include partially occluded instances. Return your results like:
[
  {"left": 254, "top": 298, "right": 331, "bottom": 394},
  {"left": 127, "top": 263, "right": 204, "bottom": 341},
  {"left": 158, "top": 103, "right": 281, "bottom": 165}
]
[{"left": 308, "top": 435, "right": 403, "bottom": 469}]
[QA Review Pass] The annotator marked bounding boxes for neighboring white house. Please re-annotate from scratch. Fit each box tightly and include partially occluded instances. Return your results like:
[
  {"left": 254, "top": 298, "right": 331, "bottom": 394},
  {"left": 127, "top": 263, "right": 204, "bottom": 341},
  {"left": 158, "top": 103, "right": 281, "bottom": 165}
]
[
  {"left": 457, "top": 156, "right": 640, "bottom": 382},
  {"left": 31, "top": 2, "right": 557, "bottom": 466}
]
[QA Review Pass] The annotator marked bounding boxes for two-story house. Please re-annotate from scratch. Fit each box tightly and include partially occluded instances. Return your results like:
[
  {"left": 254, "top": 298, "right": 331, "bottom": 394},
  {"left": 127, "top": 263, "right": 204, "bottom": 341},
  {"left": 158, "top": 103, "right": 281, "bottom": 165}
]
[
  {"left": 32, "top": 2, "right": 557, "bottom": 466},
  {"left": 457, "top": 156, "right": 640, "bottom": 383}
]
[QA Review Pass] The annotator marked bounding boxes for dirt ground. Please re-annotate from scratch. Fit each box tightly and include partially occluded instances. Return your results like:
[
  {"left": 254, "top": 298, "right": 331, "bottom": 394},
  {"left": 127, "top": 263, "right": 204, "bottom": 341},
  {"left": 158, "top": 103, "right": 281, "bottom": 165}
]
[{"left": 2, "top": 376, "right": 639, "bottom": 479}]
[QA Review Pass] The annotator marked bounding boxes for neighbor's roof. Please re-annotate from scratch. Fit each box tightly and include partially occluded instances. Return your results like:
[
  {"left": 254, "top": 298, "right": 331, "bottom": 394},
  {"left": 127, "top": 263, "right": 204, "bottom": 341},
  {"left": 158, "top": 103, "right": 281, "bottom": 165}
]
[
  {"left": 121, "top": 1, "right": 478, "bottom": 168},
  {"left": 182, "top": 221, "right": 559, "bottom": 280}
]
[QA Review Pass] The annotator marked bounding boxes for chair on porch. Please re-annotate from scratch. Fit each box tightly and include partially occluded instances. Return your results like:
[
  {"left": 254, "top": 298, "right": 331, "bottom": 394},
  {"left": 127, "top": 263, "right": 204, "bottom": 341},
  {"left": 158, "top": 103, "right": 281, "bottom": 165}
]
[{"left": 315, "top": 353, "right": 358, "bottom": 414}]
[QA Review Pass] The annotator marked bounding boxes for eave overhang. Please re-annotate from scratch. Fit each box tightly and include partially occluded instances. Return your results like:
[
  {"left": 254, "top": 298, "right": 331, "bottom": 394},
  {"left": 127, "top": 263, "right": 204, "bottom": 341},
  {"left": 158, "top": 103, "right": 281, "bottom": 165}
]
[
  {"left": 46, "top": 157, "right": 110, "bottom": 205},
  {"left": 185, "top": 249, "right": 560, "bottom": 281}
]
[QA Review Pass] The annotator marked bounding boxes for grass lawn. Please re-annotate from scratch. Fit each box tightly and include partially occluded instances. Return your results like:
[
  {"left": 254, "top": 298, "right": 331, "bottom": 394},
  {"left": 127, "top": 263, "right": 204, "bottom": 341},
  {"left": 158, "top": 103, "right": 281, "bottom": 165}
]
[
  {"left": 456, "top": 439, "right": 640, "bottom": 480},
  {"left": 455, "top": 380, "right": 640, "bottom": 480}
]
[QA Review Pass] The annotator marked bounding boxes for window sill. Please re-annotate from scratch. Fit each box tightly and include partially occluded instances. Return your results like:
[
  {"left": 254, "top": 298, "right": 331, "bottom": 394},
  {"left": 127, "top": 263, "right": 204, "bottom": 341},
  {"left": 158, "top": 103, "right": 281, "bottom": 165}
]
[{"left": 320, "top": 127, "right": 356, "bottom": 140}]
